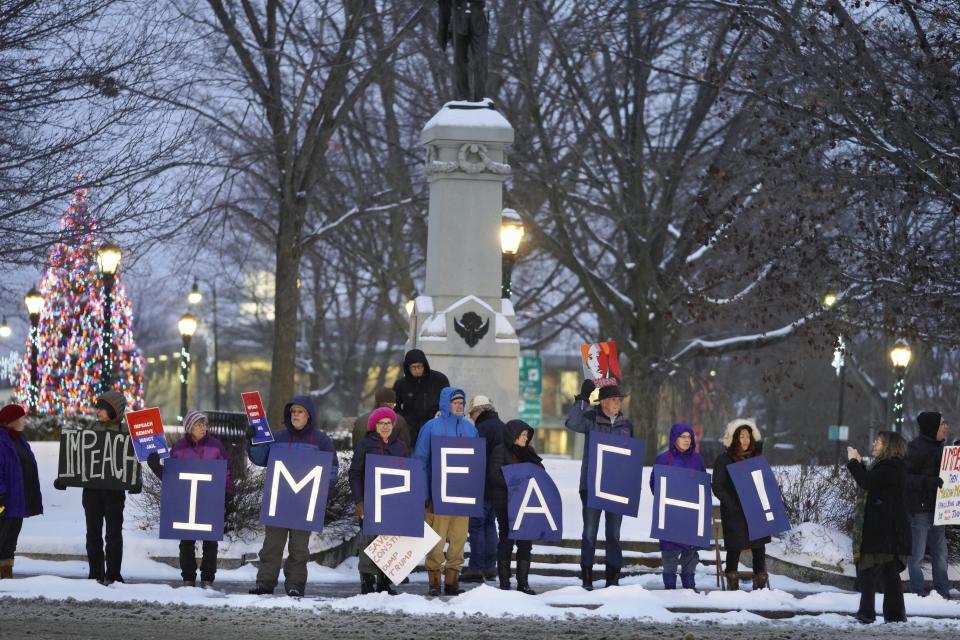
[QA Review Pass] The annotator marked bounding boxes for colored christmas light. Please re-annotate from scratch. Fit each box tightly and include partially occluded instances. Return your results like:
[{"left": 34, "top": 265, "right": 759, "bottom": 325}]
[{"left": 16, "top": 181, "right": 146, "bottom": 415}]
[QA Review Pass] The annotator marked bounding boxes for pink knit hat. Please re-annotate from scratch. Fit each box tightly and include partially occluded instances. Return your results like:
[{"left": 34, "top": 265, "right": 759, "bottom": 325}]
[{"left": 368, "top": 407, "right": 397, "bottom": 431}]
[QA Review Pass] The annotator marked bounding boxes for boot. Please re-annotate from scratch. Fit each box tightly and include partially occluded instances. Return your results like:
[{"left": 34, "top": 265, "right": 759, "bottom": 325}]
[
  {"left": 680, "top": 573, "right": 696, "bottom": 591},
  {"left": 580, "top": 566, "right": 594, "bottom": 591},
  {"left": 515, "top": 559, "right": 536, "bottom": 595},
  {"left": 376, "top": 572, "right": 398, "bottom": 595},
  {"left": 427, "top": 570, "right": 442, "bottom": 597},
  {"left": 0, "top": 560, "right": 12, "bottom": 579},
  {"left": 460, "top": 567, "right": 484, "bottom": 583},
  {"left": 724, "top": 571, "right": 740, "bottom": 591},
  {"left": 604, "top": 565, "right": 620, "bottom": 588},
  {"left": 662, "top": 572, "right": 677, "bottom": 589},
  {"left": 182, "top": 579, "right": 197, "bottom": 588},
  {"left": 497, "top": 559, "right": 511, "bottom": 590},
  {"left": 443, "top": 568, "right": 464, "bottom": 595},
  {"left": 360, "top": 572, "right": 376, "bottom": 595},
  {"left": 753, "top": 571, "right": 769, "bottom": 590}
]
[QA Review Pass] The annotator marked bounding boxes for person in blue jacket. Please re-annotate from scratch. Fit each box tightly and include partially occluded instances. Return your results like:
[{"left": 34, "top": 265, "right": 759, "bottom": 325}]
[
  {"left": 247, "top": 395, "right": 338, "bottom": 597},
  {"left": 649, "top": 423, "right": 706, "bottom": 590},
  {"left": 565, "top": 379, "right": 634, "bottom": 590},
  {"left": 413, "top": 386, "right": 478, "bottom": 596},
  {"left": 0, "top": 404, "right": 42, "bottom": 579}
]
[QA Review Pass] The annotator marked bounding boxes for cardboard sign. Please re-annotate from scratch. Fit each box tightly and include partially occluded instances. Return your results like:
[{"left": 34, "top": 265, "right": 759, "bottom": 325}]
[
  {"left": 125, "top": 407, "right": 169, "bottom": 462},
  {"left": 259, "top": 447, "right": 335, "bottom": 532},
  {"left": 364, "top": 521, "right": 441, "bottom": 586},
  {"left": 580, "top": 341, "right": 621, "bottom": 387},
  {"left": 586, "top": 430, "right": 645, "bottom": 516},
  {"left": 649, "top": 464, "right": 712, "bottom": 548},
  {"left": 727, "top": 456, "right": 791, "bottom": 539},
  {"left": 57, "top": 428, "right": 141, "bottom": 490},
  {"left": 363, "top": 454, "right": 426, "bottom": 537},
  {"left": 502, "top": 463, "right": 563, "bottom": 541},
  {"left": 242, "top": 391, "right": 274, "bottom": 445},
  {"left": 430, "top": 436, "right": 486, "bottom": 517},
  {"left": 159, "top": 458, "right": 226, "bottom": 541},
  {"left": 934, "top": 445, "right": 960, "bottom": 526}
]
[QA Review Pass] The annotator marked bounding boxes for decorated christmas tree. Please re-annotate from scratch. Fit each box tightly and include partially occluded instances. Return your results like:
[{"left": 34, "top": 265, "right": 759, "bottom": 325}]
[{"left": 16, "top": 180, "right": 145, "bottom": 415}]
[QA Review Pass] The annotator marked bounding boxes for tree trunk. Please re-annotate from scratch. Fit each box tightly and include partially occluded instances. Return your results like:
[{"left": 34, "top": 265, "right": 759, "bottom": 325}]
[
  {"left": 268, "top": 201, "right": 304, "bottom": 430},
  {"left": 625, "top": 368, "right": 662, "bottom": 465}
]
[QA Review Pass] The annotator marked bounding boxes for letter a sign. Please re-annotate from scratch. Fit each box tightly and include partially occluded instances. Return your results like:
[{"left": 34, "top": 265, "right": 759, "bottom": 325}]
[{"left": 260, "top": 447, "right": 335, "bottom": 532}]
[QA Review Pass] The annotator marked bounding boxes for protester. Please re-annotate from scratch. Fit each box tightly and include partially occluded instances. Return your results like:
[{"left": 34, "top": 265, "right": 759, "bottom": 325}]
[
  {"left": 352, "top": 387, "right": 410, "bottom": 449},
  {"left": 711, "top": 418, "right": 770, "bottom": 591},
  {"left": 904, "top": 411, "right": 950, "bottom": 599},
  {"left": 413, "top": 386, "right": 478, "bottom": 596},
  {"left": 462, "top": 393, "right": 504, "bottom": 583},
  {"left": 349, "top": 406, "right": 409, "bottom": 595},
  {"left": 53, "top": 390, "right": 139, "bottom": 584},
  {"left": 147, "top": 411, "right": 233, "bottom": 588},
  {"left": 846, "top": 431, "right": 911, "bottom": 623},
  {"left": 247, "top": 395, "right": 338, "bottom": 597},
  {"left": 393, "top": 349, "right": 450, "bottom": 445},
  {"left": 565, "top": 379, "right": 634, "bottom": 589},
  {"left": 650, "top": 423, "right": 705, "bottom": 590},
  {"left": 0, "top": 404, "right": 42, "bottom": 579},
  {"left": 487, "top": 419, "right": 541, "bottom": 594}
]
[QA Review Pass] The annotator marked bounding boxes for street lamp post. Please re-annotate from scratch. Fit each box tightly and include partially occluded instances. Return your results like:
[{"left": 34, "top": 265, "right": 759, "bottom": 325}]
[
  {"left": 178, "top": 313, "right": 198, "bottom": 422},
  {"left": 823, "top": 292, "right": 845, "bottom": 459},
  {"left": 187, "top": 278, "right": 220, "bottom": 410},
  {"left": 0, "top": 316, "right": 11, "bottom": 338},
  {"left": 500, "top": 209, "right": 525, "bottom": 299},
  {"left": 97, "top": 242, "right": 122, "bottom": 393},
  {"left": 889, "top": 339, "right": 912, "bottom": 433},
  {"left": 24, "top": 288, "right": 45, "bottom": 415}
]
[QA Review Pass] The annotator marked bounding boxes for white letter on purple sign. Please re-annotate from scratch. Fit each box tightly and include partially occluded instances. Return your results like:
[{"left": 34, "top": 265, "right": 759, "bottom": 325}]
[
  {"left": 513, "top": 477, "right": 558, "bottom": 532},
  {"left": 657, "top": 476, "right": 705, "bottom": 537},
  {"left": 269, "top": 461, "right": 324, "bottom": 522},
  {"left": 172, "top": 472, "right": 214, "bottom": 532},
  {"left": 440, "top": 447, "right": 476, "bottom": 505},
  {"left": 595, "top": 443, "right": 631, "bottom": 504},
  {"left": 374, "top": 467, "right": 411, "bottom": 523}
]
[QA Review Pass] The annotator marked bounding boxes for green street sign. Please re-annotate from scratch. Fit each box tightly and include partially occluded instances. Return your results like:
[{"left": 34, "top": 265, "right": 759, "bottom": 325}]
[
  {"left": 828, "top": 425, "right": 849, "bottom": 442},
  {"left": 519, "top": 355, "right": 542, "bottom": 397},
  {"left": 518, "top": 397, "right": 542, "bottom": 427}
]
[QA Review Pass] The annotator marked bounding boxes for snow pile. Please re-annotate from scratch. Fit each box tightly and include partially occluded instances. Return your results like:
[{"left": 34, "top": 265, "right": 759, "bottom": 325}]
[{"left": 770, "top": 522, "right": 854, "bottom": 575}]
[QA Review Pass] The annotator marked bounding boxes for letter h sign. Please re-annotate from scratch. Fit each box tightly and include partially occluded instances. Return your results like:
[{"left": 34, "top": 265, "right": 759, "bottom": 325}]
[{"left": 649, "top": 464, "right": 712, "bottom": 548}]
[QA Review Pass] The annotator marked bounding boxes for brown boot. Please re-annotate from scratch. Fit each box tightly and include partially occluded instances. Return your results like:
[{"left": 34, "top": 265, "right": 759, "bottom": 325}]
[
  {"left": 427, "top": 570, "right": 442, "bottom": 597},
  {"left": 444, "top": 568, "right": 464, "bottom": 595},
  {"left": 753, "top": 572, "right": 769, "bottom": 590},
  {"left": 0, "top": 560, "right": 13, "bottom": 579},
  {"left": 724, "top": 571, "right": 740, "bottom": 591}
]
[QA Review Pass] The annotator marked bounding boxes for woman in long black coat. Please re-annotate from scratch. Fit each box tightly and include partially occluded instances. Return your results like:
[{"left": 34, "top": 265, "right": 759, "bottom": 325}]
[
  {"left": 846, "top": 430, "right": 911, "bottom": 624},
  {"left": 711, "top": 420, "right": 771, "bottom": 590}
]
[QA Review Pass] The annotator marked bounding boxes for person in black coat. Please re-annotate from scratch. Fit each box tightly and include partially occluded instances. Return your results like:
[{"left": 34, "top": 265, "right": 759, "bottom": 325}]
[
  {"left": 462, "top": 395, "right": 505, "bottom": 583},
  {"left": 487, "top": 419, "right": 541, "bottom": 595},
  {"left": 904, "top": 411, "right": 949, "bottom": 598},
  {"left": 711, "top": 420, "right": 771, "bottom": 591},
  {"left": 392, "top": 349, "right": 450, "bottom": 446},
  {"left": 846, "top": 431, "right": 911, "bottom": 624}
]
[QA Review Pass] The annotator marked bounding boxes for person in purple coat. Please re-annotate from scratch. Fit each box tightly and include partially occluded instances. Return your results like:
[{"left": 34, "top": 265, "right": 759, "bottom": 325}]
[
  {"left": 0, "top": 404, "right": 43, "bottom": 579},
  {"left": 147, "top": 411, "right": 233, "bottom": 587},
  {"left": 649, "top": 423, "right": 706, "bottom": 590}
]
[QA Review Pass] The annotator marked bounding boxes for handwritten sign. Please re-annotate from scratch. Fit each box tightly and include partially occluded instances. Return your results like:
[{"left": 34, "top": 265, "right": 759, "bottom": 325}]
[
  {"left": 57, "top": 429, "right": 141, "bottom": 491},
  {"left": 364, "top": 521, "right": 441, "bottom": 585},
  {"left": 125, "top": 407, "right": 169, "bottom": 462},
  {"left": 242, "top": 391, "right": 274, "bottom": 445},
  {"left": 934, "top": 445, "right": 960, "bottom": 526}
]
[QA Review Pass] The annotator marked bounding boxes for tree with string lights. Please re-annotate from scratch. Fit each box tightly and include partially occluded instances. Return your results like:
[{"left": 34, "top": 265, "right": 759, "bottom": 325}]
[{"left": 16, "top": 180, "right": 145, "bottom": 415}]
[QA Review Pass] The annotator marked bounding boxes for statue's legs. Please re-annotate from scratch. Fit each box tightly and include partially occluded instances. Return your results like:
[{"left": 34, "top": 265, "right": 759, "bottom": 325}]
[
  {"left": 453, "top": 32, "right": 471, "bottom": 101},
  {"left": 467, "top": 30, "right": 487, "bottom": 102}
]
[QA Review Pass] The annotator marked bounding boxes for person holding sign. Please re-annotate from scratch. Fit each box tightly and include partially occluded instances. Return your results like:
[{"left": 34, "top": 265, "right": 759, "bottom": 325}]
[
  {"left": 711, "top": 419, "right": 769, "bottom": 591},
  {"left": 565, "top": 378, "right": 634, "bottom": 590},
  {"left": 0, "top": 404, "right": 43, "bottom": 579},
  {"left": 247, "top": 395, "right": 338, "bottom": 597},
  {"left": 147, "top": 411, "right": 233, "bottom": 587},
  {"left": 649, "top": 423, "right": 706, "bottom": 590},
  {"left": 487, "top": 419, "right": 541, "bottom": 594},
  {"left": 349, "top": 407, "right": 410, "bottom": 595},
  {"left": 413, "top": 386, "right": 478, "bottom": 596},
  {"left": 846, "top": 431, "right": 910, "bottom": 624}
]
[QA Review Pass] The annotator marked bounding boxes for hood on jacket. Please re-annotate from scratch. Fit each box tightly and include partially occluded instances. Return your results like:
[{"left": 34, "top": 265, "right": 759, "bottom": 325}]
[
  {"left": 504, "top": 419, "right": 534, "bottom": 445},
  {"left": 916, "top": 411, "right": 942, "bottom": 440},
  {"left": 438, "top": 386, "right": 467, "bottom": 418},
  {"left": 668, "top": 423, "right": 696, "bottom": 456},
  {"left": 402, "top": 349, "right": 432, "bottom": 379},
  {"left": 98, "top": 390, "right": 128, "bottom": 424},
  {"left": 722, "top": 417, "right": 761, "bottom": 448},
  {"left": 284, "top": 395, "right": 318, "bottom": 432}
]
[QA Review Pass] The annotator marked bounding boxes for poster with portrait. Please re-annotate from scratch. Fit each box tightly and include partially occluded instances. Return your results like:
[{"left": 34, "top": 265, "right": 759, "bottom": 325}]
[{"left": 580, "top": 341, "right": 621, "bottom": 388}]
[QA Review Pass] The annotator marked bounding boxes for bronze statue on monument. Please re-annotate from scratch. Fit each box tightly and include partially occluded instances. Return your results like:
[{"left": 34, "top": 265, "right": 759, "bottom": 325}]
[{"left": 438, "top": 0, "right": 489, "bottom": 103}]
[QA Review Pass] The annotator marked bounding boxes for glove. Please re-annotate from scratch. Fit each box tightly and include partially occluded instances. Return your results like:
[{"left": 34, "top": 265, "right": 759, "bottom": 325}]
[
  {"left": 129, "top": 484, "right": 142, "bottom": 495},
  {"left": 0, "top": 494, "right": 5, "bottom": 514},
  {"left": 53, "top": 478, "right": 67, "bottom": 491},
  {"left": 577, "top": 379, "right": 595, "bottom": 402},
  {"left": 246, "top": 424, "right": 258, "bottom": 441},
  {"left": 355, "top": 502, "right": 364, "bottom": 519},
  {"left": 146, "top": 452, "right": 163, "bottom": 478},
  {"left": 926, "top": 476, "right": 945, "bottom": 490}
]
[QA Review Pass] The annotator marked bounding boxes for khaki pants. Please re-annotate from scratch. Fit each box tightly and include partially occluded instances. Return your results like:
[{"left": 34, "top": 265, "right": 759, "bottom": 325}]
[{"left": 425, "top": 507, "right": 468, "bottom": 572}]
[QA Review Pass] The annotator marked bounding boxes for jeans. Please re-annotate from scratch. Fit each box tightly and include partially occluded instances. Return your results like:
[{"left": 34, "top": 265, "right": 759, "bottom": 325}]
[
  {"left": 907, "top": 511, "right": 949, "bottom": 597},
  {"left": 579, "top": 491, "right": 623, "bottom": 569},
  {"left": 662, "top": 548, "right": 699, "bottom": 577},
  {"left": 468, "top": 502, "right": 498, "bottom": 572}
]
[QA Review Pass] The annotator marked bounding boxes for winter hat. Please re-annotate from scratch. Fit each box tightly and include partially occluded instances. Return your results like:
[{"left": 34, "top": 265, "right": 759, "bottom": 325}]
[
  {"left": 450, "top": 389, "right": 466, "bottom": 403},
  {"left": 722, "top": 418, "right": 762, "bottom": 447},
  {"left": 0, "top": 403, "right": 26, "bottom": 426},
  {"left": 468, "top": 394, "right": 493, "bottom": 414},
  {"left": 183, "top": 410, "right": 208, "bottom": 435},
  {"left": 96, "top": 398, "right": 117, "bottom": 420},
  {"left": 374, "top": 387, "right": 396, "bottom": 405},
  {"left": 597, "top": 385, "right": 626, "bottom": 401},
  {"left": 368, "top": 407, "right": 398, "bottom": 431},
  {"left": 916, "top": 411, "right": 942, "bottom": 439}
]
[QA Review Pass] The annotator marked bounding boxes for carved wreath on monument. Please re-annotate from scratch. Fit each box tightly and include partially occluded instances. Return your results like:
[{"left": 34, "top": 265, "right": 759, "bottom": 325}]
[
  {"left": 454, "top": 311, "right": 489, "bottom": 348},
  {"left": 426, "top": 143, "right": 511, "bottom": 176}
]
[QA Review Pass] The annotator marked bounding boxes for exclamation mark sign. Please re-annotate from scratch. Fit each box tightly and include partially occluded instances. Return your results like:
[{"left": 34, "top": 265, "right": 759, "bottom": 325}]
[{"left": 751, "top": 469, "right": 774, "bottom": 522}]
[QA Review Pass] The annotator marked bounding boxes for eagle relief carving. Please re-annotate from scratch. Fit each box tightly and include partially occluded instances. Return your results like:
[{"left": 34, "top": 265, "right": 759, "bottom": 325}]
[{"left": 454, "top": 311, "right": 489, "bottom": 348}]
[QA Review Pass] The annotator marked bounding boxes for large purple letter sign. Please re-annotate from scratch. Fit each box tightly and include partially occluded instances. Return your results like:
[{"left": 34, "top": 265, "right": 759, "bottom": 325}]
[
  {"left": 159, "top": 458, "right": 226, "bottom": 541},
  {"left": 430, "top": 436, "right": 485, "bottom": 517},
  {"left": 363, "top": 454, "right": 426, "bottom": 537},
  {"left": 649, "top": 464, "right": 711, "bottom": 548},
  {"left": 586, "top": 431, "right": 645, "bottom": 516},
  {"left": 260, "top": 447, "right": 335, "bottom": 532},
  {"left": 727, "top": 456, "right": 790, "bottom": 539},
  {"left": 502, "top": 463, "right": 563, "bottom": 541}
]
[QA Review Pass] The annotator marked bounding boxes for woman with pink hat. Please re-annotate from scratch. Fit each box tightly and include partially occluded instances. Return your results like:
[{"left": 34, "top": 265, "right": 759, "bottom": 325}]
[{"left": 0, "top": 404, "right": 42, "bottom": 579}]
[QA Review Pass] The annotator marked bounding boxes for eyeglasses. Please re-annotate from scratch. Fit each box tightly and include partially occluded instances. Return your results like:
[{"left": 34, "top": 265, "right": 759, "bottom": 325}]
[{"left": 375, "top": 420, "right": 394, "bottom": 427}]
